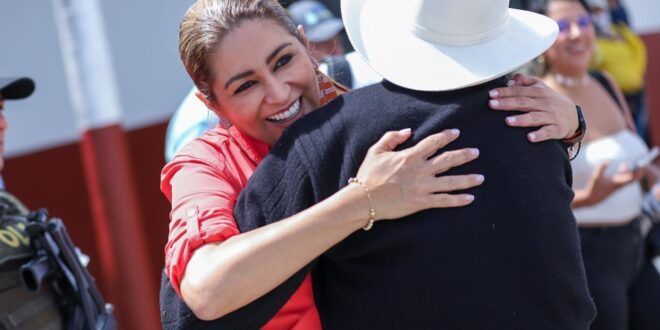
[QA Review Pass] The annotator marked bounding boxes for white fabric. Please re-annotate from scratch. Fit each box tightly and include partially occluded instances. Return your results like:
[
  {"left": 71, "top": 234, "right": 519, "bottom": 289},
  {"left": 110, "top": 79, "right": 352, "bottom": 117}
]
[
  {"left": 572, "top": 130, "right": 648, "bottom": 225},
  {"left": 341, "top": 0, "right": 558, "bottom": 91}
]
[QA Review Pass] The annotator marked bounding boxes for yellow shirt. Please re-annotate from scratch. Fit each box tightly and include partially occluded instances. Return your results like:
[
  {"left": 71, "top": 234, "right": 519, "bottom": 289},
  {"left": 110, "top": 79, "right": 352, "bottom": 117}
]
[{"left": 592, "top": 24, "right": 647, "bottom": 94}]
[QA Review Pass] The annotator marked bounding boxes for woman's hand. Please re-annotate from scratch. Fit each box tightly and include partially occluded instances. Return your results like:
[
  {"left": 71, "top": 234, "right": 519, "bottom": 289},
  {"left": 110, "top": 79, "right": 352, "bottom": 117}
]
[
  {"left": 354, "top": 128, "right": 484, "bottom": 221},
  {"left": 578, "top": 161, "right": 645, "bottom": 206},
  {"left": 488, "top": 73, "right": 578, "bottom": 143}
]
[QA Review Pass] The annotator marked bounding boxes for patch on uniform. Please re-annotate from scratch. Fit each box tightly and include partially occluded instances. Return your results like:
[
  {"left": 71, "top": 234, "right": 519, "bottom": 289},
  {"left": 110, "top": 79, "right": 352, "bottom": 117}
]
[{"left": 0, "top": 217, "right": 32, "bottom": 267}]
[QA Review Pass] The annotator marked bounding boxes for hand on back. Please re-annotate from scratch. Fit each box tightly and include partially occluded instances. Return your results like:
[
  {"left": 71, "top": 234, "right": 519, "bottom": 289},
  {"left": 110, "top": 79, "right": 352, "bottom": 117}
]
[
  {"left": 355, "top": 128, "right": 484, "bottom": 221},
  {"left": 489, "top": 73, "right": 579, "bottom": 142}
]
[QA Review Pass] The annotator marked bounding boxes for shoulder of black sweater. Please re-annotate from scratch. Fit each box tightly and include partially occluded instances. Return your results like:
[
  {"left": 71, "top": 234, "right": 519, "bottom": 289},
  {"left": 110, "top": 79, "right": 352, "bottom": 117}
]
[
  {"left": 322, "top": 76, "right": 569, "bottom": 184},
  {"left": 272, "top": 76, "right": 510, "bottom": 156},
  {"left": 267, "top": 75, "right": 572, "bottom": 192}
]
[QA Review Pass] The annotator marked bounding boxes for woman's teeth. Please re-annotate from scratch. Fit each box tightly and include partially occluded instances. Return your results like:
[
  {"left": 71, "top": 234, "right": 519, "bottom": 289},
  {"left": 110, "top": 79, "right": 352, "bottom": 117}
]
[{"left": 267, "top": 99, "right": 301, "bottom": 123}]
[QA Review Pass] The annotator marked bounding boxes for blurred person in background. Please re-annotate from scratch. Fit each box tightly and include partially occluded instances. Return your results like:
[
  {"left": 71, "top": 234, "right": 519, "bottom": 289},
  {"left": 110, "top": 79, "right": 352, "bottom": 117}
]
[
  {"left": 539, "top": 0, "right": 660, "bottom": 329},
  {"left": 0, "top": 77, "right": 114, "bottom": 329},
  {"left": 289, "top": 0, "right": 382, "bottom": 89},
  {"left": 0, "top": 77, "right": 64, "bottom": 329},
  {"left": 289, "top": 0, "right": 345, "bottom": 60},
  {"left": 588, "top": 0, "right": 649, "bottom": 143},
  {"left": 164, "top": 88, "right": 220, "bottom": 162},
  {"left": 608, "top": 0, "right": 630, "bottom": 25}
]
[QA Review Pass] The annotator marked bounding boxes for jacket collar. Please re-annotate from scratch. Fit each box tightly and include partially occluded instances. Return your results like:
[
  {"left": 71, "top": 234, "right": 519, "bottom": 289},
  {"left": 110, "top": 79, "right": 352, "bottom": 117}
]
[{"left": 228, "top": 126, "right": 270, "bottom": 164}]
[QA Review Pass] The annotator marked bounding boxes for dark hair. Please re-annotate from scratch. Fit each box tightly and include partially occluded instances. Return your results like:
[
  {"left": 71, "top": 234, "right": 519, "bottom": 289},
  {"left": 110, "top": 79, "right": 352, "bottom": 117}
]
[
  {"left": 531, "top": 0, "right": 594, "bottom": 76},
  {"left": 179, "top": 0, "right": 302, "bottom": 102},
  {"left": 534, "top": 0, "right": 592, "bottom": 15}
]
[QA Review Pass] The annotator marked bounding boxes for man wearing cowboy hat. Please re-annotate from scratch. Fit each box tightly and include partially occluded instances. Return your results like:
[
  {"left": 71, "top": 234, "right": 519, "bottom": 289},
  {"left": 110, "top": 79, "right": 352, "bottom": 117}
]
[{"left": 211, "top": 0, "right": 597, "bottom": 328}]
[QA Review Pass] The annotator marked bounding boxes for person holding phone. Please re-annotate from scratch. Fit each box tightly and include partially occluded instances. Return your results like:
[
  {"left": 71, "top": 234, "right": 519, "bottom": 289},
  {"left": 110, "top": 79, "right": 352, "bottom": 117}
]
[{"left": 539, "top": 1, "right": 660, "bottom": 329}]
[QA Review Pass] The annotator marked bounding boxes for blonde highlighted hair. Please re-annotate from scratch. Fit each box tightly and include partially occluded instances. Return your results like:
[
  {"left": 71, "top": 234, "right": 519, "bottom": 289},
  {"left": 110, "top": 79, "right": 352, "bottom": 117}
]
[{"left": 179, "top": 0, "right": 302, "bottom": 102}]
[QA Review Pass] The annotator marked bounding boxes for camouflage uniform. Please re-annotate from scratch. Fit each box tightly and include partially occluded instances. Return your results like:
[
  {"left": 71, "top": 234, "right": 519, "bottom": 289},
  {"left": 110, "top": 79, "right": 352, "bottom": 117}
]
[{"left": 0, "top": 190, "right": 63, "bottom": 330}]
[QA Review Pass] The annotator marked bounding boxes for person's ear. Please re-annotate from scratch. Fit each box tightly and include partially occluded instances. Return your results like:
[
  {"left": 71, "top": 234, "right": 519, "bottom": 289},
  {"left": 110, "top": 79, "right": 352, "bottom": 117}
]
[{"left": 195, "top": 91, "right": 223, "bottom": 117}]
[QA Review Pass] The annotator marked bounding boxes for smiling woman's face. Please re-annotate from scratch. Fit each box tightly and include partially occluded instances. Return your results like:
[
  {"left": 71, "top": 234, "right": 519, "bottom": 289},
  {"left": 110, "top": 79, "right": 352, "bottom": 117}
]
[
  {"left": 204, "top": 19, "right": 321, "bottom": 146},
  {"left": 545, "top": 0, "right": 596, "bottom": 76}
]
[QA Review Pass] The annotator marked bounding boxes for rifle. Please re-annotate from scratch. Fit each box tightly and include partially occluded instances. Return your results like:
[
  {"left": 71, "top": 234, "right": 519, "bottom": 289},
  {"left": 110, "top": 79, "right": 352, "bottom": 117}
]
[{"left": 19, "top": 209, "right": 116, "bottom": 330}]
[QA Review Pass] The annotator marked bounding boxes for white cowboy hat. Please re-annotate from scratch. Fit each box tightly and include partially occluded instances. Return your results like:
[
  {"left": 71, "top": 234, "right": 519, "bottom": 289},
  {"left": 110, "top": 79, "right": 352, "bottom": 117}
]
[{"left": 341, "top": 0, "right": 558, "bottom": 91}]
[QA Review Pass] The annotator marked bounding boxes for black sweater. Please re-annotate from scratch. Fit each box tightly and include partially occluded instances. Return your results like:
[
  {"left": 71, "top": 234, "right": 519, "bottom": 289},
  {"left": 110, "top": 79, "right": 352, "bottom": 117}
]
[{"left": 160, "top": 78, "right": 596, "bottom": 329}]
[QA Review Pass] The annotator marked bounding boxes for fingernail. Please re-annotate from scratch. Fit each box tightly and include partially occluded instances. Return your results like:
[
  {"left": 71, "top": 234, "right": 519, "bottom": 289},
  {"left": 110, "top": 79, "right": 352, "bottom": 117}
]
[
  {"left": 450, "top": 129, "right": 460, "bottom": 136},
  {"left": 475, "top": 175, "right": 485, "bottom": 183},
  {"left": 528, "top": 133, "right": 536, "bottom": 141},
  {"left": 398, "top": 128, "right": 412, "bottom": 135},
  {"left": 507, "top": 80, "right": 515, "bottom": 86},
  {"left": 489, "top": 99, "right": 500, "bottom": 107},
  {"left": 489, "top": 89, "right": 499, "bottom": 97},
  {"left": 470, "top": 148, "right": 480, "bottom": 156},
  {"left": 464, "top": 195, "right": 475, "bottom": 202},
  {"left": 506, "top": 116, "right": 517, "bottom": 124}
]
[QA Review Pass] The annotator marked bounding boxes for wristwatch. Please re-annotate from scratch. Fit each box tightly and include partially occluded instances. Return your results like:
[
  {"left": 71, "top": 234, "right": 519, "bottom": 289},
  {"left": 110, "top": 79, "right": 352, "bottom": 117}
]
[{"left": 562, "top": 105, "right": 586, "bottom": 160}]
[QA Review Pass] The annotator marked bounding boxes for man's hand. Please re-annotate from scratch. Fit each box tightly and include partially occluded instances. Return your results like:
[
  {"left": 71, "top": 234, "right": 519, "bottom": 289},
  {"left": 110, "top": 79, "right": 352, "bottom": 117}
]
[{"left": 488, "top": 73, "right": 578, "bottom": 142}]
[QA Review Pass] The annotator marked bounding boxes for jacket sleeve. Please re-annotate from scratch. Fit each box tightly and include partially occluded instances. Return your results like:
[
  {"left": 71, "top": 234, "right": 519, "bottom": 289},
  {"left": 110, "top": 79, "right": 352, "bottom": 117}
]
[
  {"left": 210, "top": 138, "right": 317, "bottom": 329},
  {"left": 161, "top": 154, "right": 242, "bottom": 297},
  {"left": 161, "top": 140, "right": 317, "bottom": 329}
]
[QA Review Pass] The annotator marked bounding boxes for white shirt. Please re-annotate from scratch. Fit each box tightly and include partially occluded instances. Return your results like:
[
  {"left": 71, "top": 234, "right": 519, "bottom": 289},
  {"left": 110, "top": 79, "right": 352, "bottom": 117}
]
[{"left": 571, "top": 130, "right": 648, "bottom": 224}]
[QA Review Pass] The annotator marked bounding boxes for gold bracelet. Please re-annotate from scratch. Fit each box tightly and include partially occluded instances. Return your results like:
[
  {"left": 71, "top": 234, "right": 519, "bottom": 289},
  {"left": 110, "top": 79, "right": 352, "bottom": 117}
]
[{"left": 348, "top": 177, "right": 376, "bottom": 231}]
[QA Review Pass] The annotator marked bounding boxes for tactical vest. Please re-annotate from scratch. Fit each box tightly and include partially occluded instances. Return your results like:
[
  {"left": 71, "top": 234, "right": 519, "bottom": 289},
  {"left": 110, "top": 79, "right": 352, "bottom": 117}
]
[{"left": 0, "top": 190, "right": 63, "bottom": 330}]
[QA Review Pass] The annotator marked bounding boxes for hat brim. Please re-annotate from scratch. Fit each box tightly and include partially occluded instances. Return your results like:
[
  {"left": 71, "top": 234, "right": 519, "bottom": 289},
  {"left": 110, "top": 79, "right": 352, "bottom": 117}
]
[
  {"left": 0, "top": 77, "right": 35, "bottom": 100},
  {"left": 306, "top": 18, "right": 345, "bottom": 42},
  {"left": 342, "top": 0, "right": 558, "bottom": 91}
]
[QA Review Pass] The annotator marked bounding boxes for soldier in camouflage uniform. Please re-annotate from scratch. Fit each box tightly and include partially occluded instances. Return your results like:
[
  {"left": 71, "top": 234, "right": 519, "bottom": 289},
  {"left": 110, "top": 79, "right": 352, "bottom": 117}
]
[{"left": 0, "top": 77, "right": 64, "bottom": 329}]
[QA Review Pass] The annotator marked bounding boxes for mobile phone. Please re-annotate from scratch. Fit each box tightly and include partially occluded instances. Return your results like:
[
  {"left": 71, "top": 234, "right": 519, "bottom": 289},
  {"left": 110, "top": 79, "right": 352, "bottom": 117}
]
[{"left": 633, "top": 146, "right": 660, "bottom": 170}]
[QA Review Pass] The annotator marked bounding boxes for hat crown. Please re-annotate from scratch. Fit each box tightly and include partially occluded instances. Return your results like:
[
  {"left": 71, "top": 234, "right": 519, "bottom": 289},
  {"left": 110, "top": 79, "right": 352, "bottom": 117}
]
[
  {"left": 342, "top": 0, "right": 558, "bottom": 91},
  {"left": 400, "top": 0, "right": 510, "bottom": 46}
]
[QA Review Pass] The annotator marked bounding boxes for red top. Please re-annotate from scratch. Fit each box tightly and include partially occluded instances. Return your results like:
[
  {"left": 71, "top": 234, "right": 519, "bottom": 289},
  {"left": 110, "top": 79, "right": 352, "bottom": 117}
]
[{"left": 160, "top": 75, "right": 342, "bottom": 329}]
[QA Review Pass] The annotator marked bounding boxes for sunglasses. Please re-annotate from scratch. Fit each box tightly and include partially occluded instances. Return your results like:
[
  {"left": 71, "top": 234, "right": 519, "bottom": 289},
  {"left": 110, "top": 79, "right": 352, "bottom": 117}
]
[{"left": 556, "top": 14, "right": 593, "bottom": 35}]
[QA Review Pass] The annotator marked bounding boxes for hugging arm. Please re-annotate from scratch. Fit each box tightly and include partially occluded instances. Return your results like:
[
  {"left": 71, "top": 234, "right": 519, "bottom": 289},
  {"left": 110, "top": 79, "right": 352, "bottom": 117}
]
[
  {"left": 489, "top": 73, "right": 584, "bottom": 144},
  {"left": 178, "top": 129, "right": 482, "bottom": 325}
]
